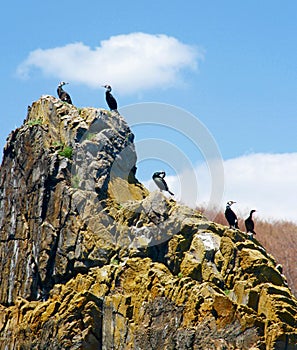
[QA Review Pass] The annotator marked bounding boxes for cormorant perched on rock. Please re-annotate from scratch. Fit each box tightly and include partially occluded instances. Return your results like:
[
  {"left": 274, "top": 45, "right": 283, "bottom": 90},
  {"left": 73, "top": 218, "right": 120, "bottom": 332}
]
[
  {"left": 57, "top": 82, "right": 73, "bottom": 104},
  {"left": 225, "top": 201, "right": 239, "bottom": 229},
  {"left": 152, "top": 171, "right": 174, "bottom": 196},
  {"left": 245, "top": 210, "right": 257, "bottom": 239},
  {"left": 102, "top": 85, "right": 118, "bottom": 111}
]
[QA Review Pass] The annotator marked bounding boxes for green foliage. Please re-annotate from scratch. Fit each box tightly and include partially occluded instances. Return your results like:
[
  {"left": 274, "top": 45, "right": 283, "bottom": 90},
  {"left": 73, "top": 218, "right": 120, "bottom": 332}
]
[
  {"left": 110, "top": 258, "right": 119, "bottom": 266},
  {"left": 58, "top": 145, "right": 73, "bottom": 159},
  {"left": 53, "top": 141, "right": 64, "bottom": 148},
  {"left": 178, "top": 272, "right": 183, "bottom": 279},
  {"left": 28, "top": 119, "right": 43, "bottom": 126},
  {"left": 52, "top": 141, "right": 73, "bottom": 159},
  {"left": 224, "top": 289, "right": 231, "bottom": 296},
  {"left": 85, "top": 132, "right": 97, "bottom": 141}
]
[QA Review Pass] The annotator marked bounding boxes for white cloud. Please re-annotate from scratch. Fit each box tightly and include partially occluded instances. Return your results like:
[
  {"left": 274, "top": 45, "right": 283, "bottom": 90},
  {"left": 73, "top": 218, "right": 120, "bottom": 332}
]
[
  {"left": 146, "top": 153, "right": 297, "bottom": 223},
  {"left": 17, "top": 33, "right": 203, "bottom": 94},
  {"left": 222, "top": 153, "right": 297, "bottom": 222}
]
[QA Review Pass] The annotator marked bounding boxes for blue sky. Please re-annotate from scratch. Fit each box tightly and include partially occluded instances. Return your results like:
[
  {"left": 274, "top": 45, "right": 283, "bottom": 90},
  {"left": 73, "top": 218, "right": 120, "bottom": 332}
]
[{"left": 1, "top": 1, "right": 297, "bottom": 221}]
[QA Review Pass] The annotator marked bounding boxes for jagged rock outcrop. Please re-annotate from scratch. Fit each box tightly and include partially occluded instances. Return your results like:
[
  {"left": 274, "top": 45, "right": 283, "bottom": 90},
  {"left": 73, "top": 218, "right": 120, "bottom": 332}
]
[
  {"left": 0, "top": 96, "right": 147, "bottom": 305},
  {"left": 0, "top": 96, "right": 296, "bottom": 349}
]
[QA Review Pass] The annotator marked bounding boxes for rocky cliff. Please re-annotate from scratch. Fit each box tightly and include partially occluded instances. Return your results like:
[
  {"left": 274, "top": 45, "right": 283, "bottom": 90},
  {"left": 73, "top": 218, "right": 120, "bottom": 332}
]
[{"left": 0, "top": 96, "right": 296, "bottom": 349}]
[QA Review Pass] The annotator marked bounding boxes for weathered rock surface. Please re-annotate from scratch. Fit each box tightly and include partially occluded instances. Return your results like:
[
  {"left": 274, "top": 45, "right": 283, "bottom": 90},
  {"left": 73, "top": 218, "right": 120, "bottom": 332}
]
[{"left": 0, "top": 96, "right": 296, "bottom": 349}]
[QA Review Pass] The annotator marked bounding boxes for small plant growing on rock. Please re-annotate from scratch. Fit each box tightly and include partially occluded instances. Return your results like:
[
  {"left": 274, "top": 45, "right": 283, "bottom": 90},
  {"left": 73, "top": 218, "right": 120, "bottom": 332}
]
[
  {"left": 53, "top": 141, "right": 73, "bottom": 159},
  {"left": 58, "top": 145, "right": 73, "bottom": 159},
  {"left": 110, "top": 257, "right": 119, "bottom": 265},
  {"left": 53, "top": 141, "right": 64, "bottom": 148},
  {"left": 86, "top": 132, "right": 97, "bottom": 141},
  {"left": 28, "top": 119, "right": 43, "bottom": 126}
]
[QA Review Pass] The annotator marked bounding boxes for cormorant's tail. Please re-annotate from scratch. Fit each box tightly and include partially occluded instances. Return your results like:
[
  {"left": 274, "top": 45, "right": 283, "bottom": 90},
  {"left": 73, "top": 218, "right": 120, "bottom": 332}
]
[{"left": 246, "top": 230, "right": 256, "bottom": 235}]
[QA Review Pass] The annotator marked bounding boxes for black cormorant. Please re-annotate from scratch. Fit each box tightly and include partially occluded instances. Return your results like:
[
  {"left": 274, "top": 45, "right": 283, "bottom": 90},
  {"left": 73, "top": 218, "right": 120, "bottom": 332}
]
[
  {"left": 57, "top": 82, "right": 73, "bottom": 104},
  {"left": 152, "top": 171, "right": 174, "bottom": 196},
  {"left": 102, "top": 85, "right": 118, "bottom": 111},
  {"left": 225, "top": 201, "right": 239, "bottom": 229},
  {"left": 245, "top": 209, "right": 257, "bottom": 238}
]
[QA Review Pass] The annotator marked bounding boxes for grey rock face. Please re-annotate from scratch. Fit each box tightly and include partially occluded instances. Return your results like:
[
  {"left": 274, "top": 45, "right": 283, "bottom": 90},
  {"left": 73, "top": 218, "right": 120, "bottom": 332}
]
[{"left": 0, "top": 96, "right": 146, "bottom": 304}]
